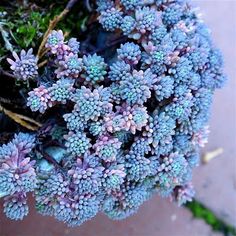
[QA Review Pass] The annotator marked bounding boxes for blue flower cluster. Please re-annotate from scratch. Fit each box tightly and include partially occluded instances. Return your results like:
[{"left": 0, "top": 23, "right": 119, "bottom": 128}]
[{"left": 4, "top": 0, "right": 226, "bottom": 227}]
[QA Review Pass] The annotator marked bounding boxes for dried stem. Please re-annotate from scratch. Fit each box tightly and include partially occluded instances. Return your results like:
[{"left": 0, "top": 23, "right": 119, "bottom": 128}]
[
  {"left": 0, "top": 104, "right": 42, "bottom": 131},
  {"left": 38, "top": 59, "right": 48, "bottom": 68}
]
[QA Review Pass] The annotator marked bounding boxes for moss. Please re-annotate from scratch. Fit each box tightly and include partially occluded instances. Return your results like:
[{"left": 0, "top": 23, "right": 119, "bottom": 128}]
[
  {"left": 8, "top": 10, "right": 51, "bottom": 48},
  {"left": 0, "top": 1, "right": 88, "bottom": 51},
  {"left": 186, "top": 200, "right": 236, "bottom": 236}
]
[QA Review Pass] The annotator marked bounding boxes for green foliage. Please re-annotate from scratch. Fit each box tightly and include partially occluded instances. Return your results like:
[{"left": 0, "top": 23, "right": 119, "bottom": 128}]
[
  {"left": 0, "top": 1, "right": 88, "bottom": 50},
  {"left": 186, "top": 200, "right": 236, "bottom": 236},
  {"left": 7, "top": 9, "right": 51, "bottom": 48}
]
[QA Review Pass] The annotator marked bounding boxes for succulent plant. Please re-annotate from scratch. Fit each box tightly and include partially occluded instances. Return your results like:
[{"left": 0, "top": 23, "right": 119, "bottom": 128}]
[{"left": 3, "top": 0, "right": 226, "bottom": 227}]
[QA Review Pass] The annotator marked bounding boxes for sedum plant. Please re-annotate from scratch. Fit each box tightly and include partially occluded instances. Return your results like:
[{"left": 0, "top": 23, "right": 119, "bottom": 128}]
[{"left": 1, "top": 0, "right": 226, "bottom": 227}]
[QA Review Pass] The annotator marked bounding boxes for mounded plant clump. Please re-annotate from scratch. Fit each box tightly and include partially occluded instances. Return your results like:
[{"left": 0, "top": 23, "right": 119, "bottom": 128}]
[{"left": 0, "top": 0, "right": 226, "bottom": 226}]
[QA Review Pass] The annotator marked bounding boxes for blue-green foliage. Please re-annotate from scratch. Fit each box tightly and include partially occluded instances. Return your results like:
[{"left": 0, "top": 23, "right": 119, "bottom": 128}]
[
  {"left": 73, "top": 86, "right": 112, "bottom": 121},
  {"left": 64, "top": 131, "right": 91, "bottom": 156},
  {"left": 150, "top": 25, "right": 167, "bottom": 44},
  {"left": 125, "top": 154, "right": 151, "bottom": 181},
  {"left": 7, "top": 49, "right": 38, "bottom": 81},
  {"left": 63, "top": 111, "right": 87, "bottom": 131},
  {"left": 54, "top": 194, "right": 100, "bottom": 227},
  {"left": 103, "top": 183, "right": 150, "bottom": 220},
  {"left": 130, "top": 138, "right": 151, "bottom": 156},
  {"left": 49, "top": 78, "right": 74, "bottom": 104},
  {"left": 89, "top": 120, "right": 105, "bottom": 136},
  {"left": 117, "top": 42, "right": 141, "bottom": 65},
  {"left": 82, "top": 54, "right": 107, "bottom": 84},
  {"left": 120, "top": 16, "right": 136, "bottom": 35},
  {"left": 135, "top": 7, "right": 158, "bottom": 33},
  {"left": 120, "top": 0, "right": 140, "bottom": 10},
  {"left": 162, "top": 4, "right": 183, "bottom": 26},
  {"left": 0, "top": 133, "right": 36, "bottom": 220},
  {"left": 109, "top": 60, "right": 131, "bottom": 81},
  {"left": 3, "top": 195, "right": 29, "bottom": 220},
  {"left": 99, "top": 8, "right": 123, "bottom": 31},
  {"left": 120, "top": 69, "right": 156, "bottom": 105},
  {"left": 154, "top": 76, "right": 174, "bottom": 101}
]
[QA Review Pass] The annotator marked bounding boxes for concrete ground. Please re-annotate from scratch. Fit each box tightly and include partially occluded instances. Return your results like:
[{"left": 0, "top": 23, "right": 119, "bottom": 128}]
[
  {"left": 0, "top": 1, "right": 235, "bottom": 235},
  {"left": 193, "top": 0, "right": 236, "bottom": 228},
  {"left": 0, "top": 195, "right": 222, "bottom": 236}
]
